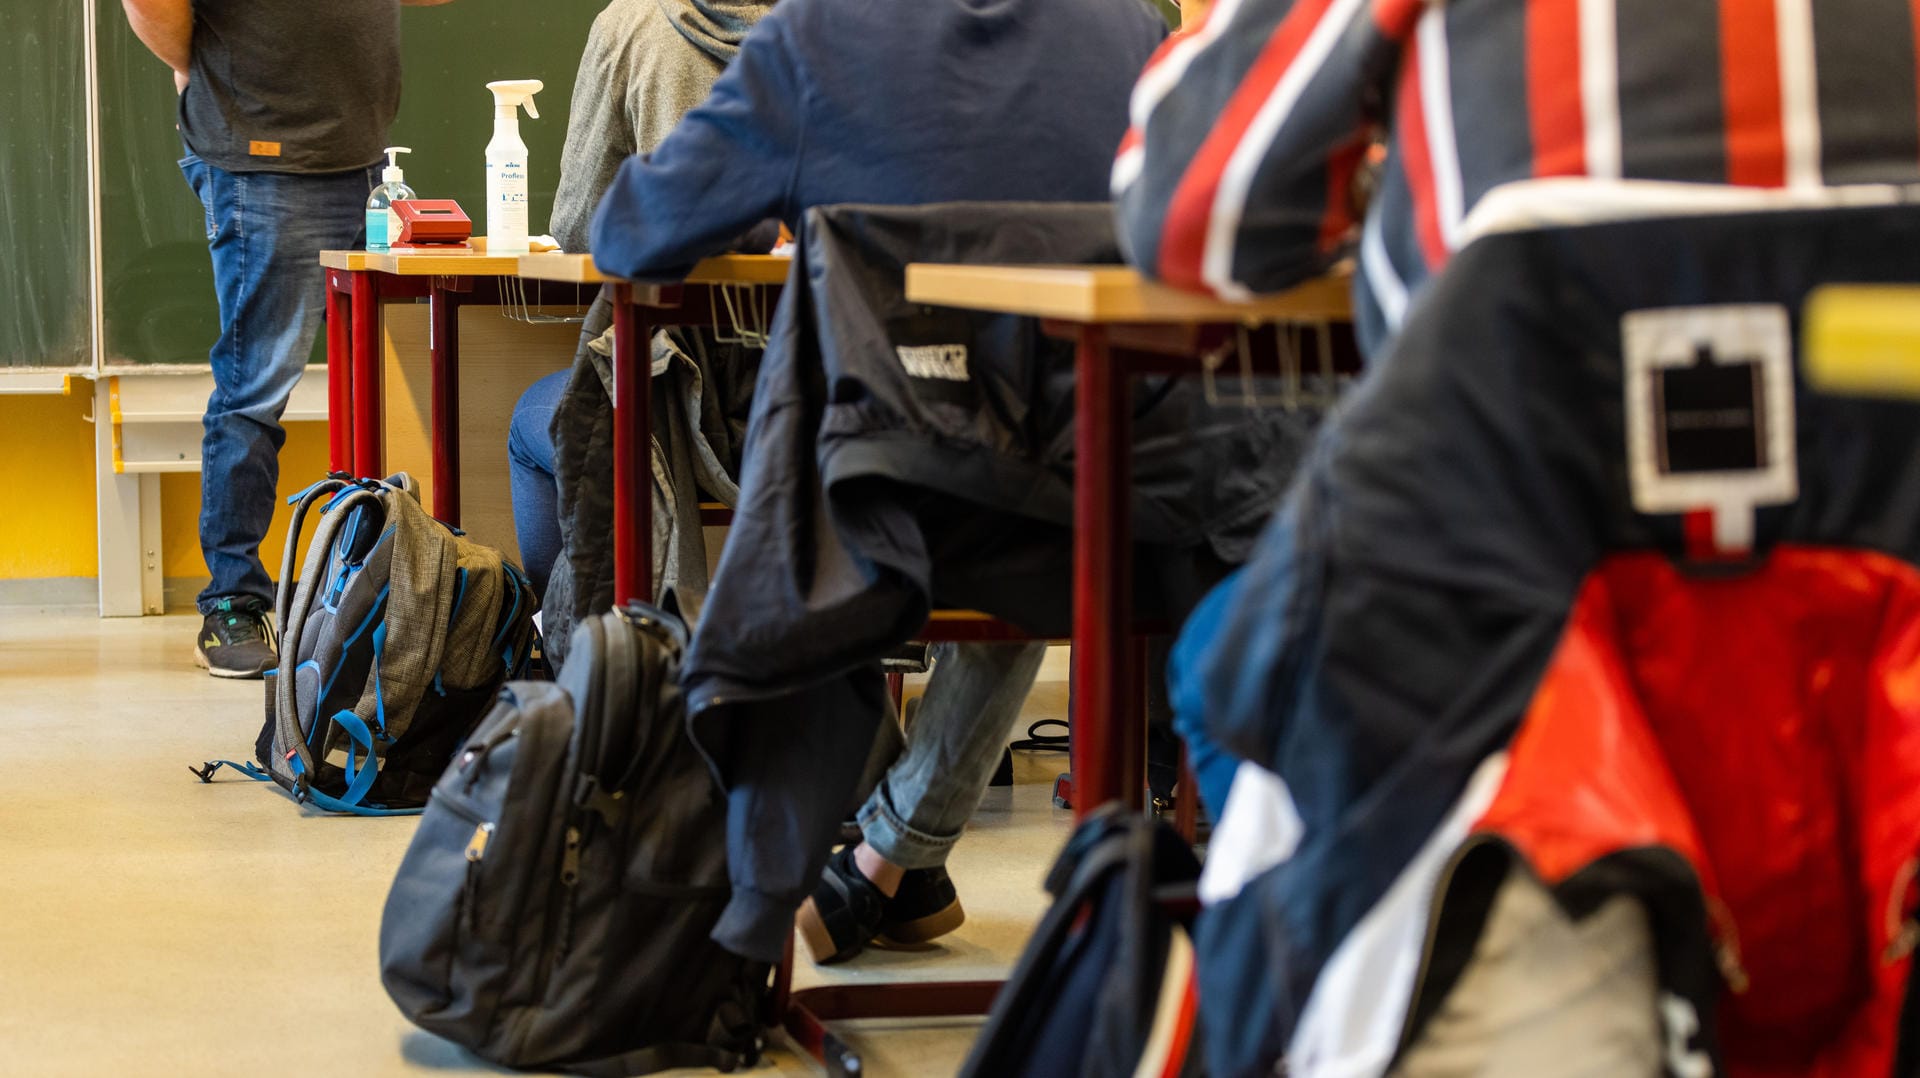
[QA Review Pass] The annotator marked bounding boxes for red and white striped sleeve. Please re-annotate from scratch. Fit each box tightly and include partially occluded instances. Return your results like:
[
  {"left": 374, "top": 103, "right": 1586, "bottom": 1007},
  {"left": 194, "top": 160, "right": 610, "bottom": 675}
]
[{"left": 1114, "top": 0, "right": 1421, "bottom": 299}]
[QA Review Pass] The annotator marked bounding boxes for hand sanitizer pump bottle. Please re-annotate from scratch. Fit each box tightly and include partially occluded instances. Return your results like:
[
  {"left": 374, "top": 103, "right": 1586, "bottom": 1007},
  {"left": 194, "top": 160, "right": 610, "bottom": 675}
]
[
  {"left": 484, "top": 80, "right": 543, "bottom": 254},
  {"left": 365, "top": 146, "right": 414, "bottom": 252}
]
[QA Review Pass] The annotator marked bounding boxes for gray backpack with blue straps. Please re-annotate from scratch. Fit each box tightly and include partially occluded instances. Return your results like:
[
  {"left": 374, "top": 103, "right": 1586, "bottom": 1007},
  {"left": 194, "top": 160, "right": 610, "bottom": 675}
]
[{"left": 195, "top": 474, "right": 538, "bottom": 815}]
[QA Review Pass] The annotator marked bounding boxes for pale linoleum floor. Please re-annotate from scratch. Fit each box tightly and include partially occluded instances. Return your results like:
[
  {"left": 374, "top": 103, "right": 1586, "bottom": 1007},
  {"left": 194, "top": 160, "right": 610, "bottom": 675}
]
[{"left": 0, "top": 609, "right": 1073, "bottom": 1077}]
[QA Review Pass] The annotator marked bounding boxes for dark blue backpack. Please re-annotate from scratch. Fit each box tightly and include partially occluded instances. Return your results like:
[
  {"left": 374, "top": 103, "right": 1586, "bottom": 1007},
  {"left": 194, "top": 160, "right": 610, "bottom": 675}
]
[{"left": 961, "top": 806, "right": 1204, "bottom": 1078}]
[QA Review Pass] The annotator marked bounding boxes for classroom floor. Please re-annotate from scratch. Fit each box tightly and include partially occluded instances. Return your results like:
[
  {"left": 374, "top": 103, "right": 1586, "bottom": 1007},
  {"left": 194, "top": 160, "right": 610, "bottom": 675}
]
[{"left": 0, "top": 607, "right": 1070, "bottom": 1077}]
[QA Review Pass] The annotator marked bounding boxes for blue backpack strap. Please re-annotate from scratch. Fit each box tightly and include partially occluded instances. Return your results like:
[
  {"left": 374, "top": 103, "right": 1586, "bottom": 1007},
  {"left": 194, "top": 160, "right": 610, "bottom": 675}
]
[
  {"left": 275, "top": 486, "right": 384, "bottom": 793},
  {"left": 277, "top": 478, "right": 351, "bottom": 632},
  {"left": 299, "top": 789, "right": 424, "bottom": 817},
  {"left": 297, "top": 712, "right": 422, "bottom": 817},
  {"left": 370, "top": 622, "right": 392, "bottom": 740},
  {"left": 188, "top": 760, "right": 273, "bottom": 783},
  {"left": 327, "top": 709, "right": 383, "bottom": 808}
]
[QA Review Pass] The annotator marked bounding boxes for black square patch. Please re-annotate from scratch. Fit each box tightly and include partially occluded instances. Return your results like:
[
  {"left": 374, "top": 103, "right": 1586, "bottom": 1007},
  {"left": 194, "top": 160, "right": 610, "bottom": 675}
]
[{"left": 1654, "top": 344, "right": 1765, "bottom": 475}]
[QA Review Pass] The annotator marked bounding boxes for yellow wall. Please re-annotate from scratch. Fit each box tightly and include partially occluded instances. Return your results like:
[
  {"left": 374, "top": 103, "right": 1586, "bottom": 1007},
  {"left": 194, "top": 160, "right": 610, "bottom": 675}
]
[
  {"left": 0, "top": 389, "right": 331, "bottom": 582},
  {"left": 0, "top": 391, "right": 98, "bottom": 579},
  {"left": 4, "top": 302, "right": 576, "bottom": 591}
]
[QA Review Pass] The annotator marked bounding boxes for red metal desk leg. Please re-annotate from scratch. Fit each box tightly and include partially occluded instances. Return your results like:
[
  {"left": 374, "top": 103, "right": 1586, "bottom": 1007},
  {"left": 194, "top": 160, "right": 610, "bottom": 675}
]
[
  {"left": 611, "top": 283, "right": 653, "bottom": 604},
  {"left": 429, "top": 279, "right": 462, "bottom": 524},
  {"left": 350, "top": 270, "right": 385, "bottom": 478},
  {"left": 325, "top": 273, "right": 353, "bottom": 473},
  {"left": 1071, "top": 324, "right": 1141, "bottom": 815},
  {"left": 1127, "top": 633, "right": 1150, "bottom": 808}
]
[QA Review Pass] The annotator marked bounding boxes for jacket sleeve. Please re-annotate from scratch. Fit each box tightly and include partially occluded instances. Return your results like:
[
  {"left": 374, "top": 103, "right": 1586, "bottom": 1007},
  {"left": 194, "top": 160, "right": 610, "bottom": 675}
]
[
  {"left": 550, "top": 11, "right": 636, "bottom": 254},
  {"left": 1113, "top": 0, "right": 1415, "bottom": 299},
  {"left": 588, "top": 15, "right": 804, "bottom": 281}
]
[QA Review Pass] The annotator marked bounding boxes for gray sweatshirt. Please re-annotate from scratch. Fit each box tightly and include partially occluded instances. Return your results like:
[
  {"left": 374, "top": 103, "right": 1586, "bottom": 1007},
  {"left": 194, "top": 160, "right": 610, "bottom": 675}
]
[{"left": 549, "top": 0, "right": 772, "bottom": 253}]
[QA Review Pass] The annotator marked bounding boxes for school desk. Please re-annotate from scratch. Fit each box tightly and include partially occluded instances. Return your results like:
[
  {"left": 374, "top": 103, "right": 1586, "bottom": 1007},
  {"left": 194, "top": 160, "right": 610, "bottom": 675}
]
[
  {"left": 320, "top": 248, "right": 595, "bottom": 526},
  {"left": 902, "top": 263, "right": 1354, "bottom": 818}
]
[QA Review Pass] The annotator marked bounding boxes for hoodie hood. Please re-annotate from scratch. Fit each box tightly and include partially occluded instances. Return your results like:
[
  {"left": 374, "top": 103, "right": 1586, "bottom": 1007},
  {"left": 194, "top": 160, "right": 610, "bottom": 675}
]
[{"left": 654, "top": 0, "right": 772, "bottom": 64}]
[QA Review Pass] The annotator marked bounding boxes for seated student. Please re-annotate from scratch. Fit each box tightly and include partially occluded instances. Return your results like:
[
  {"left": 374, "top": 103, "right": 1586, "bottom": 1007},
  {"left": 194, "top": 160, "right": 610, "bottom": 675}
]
[
  {"left": 507, "top": 0, "right": 772, "bottom": 600},
  {"left": 589, "top": 0, "right": 1168, "bottom": 963}
]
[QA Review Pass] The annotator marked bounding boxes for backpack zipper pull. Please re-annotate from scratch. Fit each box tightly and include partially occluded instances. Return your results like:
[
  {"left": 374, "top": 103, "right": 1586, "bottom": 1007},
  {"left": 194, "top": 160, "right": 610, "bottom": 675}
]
[
  {"left": 465, "top": 821, "right": 495, "bottom": 862},
  {"left": 560, "top": 825, "right": 582, "bottom": 886}
]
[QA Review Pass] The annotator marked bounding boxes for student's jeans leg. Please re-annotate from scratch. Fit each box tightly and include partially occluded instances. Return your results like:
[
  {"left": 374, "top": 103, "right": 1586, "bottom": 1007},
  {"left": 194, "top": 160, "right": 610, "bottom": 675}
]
[
  {"left": 857, "top": 640, "right": 1048, "bottom": 870},
  {"left": 182, "top": 154, "right": 374, "bottom": 614},
  {"left": 508, "top": 369, "right": 570, "bottom": 596}
]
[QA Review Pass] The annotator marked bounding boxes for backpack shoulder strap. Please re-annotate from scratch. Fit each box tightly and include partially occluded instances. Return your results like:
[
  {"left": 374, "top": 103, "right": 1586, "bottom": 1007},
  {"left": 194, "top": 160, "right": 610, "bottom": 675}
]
[
  {"left": 276, "top": 485, "right": 385, "bottom": 792},
  {"left": 275, "top": 478, "right": 350, "bottom": 631}
]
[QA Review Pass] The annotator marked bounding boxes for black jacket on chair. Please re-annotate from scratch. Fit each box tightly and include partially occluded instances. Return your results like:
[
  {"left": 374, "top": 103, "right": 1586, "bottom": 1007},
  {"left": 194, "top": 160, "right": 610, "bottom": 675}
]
[{"left": 683, "top": 201, "right": 1322, "bottom": 961}]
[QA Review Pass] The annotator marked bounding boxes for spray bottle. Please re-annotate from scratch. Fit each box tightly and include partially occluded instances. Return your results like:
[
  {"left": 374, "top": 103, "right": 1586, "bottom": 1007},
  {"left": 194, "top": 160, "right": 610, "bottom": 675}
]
[
  {"left": 484, "top": 79, "right": 543, "bottom": 254},
  {"left": 364, "top": 146, "right": 414, "bottom": 252}
]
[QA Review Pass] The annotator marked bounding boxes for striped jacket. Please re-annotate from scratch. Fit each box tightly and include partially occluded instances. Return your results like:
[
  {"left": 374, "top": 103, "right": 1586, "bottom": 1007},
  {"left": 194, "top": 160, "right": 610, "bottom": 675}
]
[{"left": 1114, "top": 0, "right": 1920, "bottom": 348}]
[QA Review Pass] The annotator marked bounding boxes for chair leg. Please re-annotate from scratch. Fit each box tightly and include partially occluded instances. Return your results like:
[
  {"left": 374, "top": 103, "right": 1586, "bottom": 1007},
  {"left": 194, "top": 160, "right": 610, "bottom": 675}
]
[
  {"left": 1175, "top": 743, "right": 1198, "bottom": 843},
  {"left": 780, "top": 977, "right": 1003, "bottom": 1076}
]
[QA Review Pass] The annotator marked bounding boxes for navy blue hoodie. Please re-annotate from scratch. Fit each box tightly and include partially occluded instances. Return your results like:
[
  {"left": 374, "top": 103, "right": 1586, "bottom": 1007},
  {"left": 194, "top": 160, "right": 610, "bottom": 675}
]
[{"left": 589, "top": 0, "right": 1168, "bottom": 279}]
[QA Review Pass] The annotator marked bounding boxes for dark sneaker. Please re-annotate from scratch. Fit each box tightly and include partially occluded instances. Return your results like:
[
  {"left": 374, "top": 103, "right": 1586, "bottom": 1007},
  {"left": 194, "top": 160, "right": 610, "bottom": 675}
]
[
  {"left": 194, "top": 597, "right": 278, "bottom": 679},
  {"left": 875, "top": 864, "right": 966, "bottom": 947},
  {"left": 796, "top": 845, "right": 892, "bottom": 965}
]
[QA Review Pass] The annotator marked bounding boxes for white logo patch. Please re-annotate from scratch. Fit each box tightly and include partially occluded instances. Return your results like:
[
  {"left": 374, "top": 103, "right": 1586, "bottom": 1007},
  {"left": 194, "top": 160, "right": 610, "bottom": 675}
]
[
  {"left": 1622, "top": 304, "right": 1797, "bottom": 553},
  {"left": 896, "top": 343, "right": 970, "bottom": 382}
]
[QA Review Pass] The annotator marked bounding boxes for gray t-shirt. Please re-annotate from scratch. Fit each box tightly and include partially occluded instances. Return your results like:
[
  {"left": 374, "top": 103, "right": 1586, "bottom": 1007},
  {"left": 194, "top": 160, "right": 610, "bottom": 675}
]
[{"left": 179, "top": 0, "right": 401, "bottom": 174}]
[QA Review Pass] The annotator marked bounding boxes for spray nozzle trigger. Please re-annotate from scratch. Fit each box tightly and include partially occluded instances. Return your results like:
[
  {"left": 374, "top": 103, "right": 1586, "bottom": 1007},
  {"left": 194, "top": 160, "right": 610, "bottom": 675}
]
[
  {"left": 485, "top": 80, "right": 544, "bottom": 121},
  {"left": 381, "top": 146, "right": 411, "bottom": 184}
]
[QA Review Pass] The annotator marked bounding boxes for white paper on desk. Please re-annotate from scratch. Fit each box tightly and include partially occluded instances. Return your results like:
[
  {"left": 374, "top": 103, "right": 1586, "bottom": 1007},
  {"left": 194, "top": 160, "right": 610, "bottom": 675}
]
[{"left": 528, "top": 234, "right": 562, "bottom": 253}]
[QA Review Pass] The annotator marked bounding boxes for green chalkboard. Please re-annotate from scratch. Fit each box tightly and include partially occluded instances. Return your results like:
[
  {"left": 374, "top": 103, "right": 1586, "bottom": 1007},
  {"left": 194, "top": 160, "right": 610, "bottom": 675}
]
[
  {"left": 95, "top": 0, "right": 599, "bottom": 367},
  {"left": 0, "top": 2, "right": 90, "bottom": 369}
]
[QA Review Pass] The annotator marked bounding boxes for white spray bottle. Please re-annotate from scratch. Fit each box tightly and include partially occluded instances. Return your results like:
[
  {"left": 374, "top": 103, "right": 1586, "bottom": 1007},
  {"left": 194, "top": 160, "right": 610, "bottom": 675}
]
[{"left": 484, "top": 79, "right": 543, "bottom": 254}]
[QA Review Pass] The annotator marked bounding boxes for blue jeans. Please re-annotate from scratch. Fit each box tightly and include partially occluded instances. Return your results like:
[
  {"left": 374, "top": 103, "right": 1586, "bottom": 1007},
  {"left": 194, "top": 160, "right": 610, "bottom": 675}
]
[
  {"left": 858, "top": 640, "right": 1049, "bottom": 869},
  {"left": 508, "top": 369, "right": 570, "bottom": 596},
  {"left": 180, "top": 152, "right": 375, "bottom": 614}
]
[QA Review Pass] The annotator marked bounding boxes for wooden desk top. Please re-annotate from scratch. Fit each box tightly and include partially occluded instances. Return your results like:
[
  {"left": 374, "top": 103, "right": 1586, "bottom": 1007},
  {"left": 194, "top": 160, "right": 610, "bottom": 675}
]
[
  {"left": 319, "top": 250, "right": 377, "bottom": 271},
  {"left": 367, "top": 249, "right": 529, "bottom": 276},
  {"left": 514, "top": 253, "right": 792, "bottom": 288},
  {"left": 904, "top": 264, "right": 1352, "bottom": 324},
  {"left": 319, "top": 247, "right": 530, "bottom": 276}
]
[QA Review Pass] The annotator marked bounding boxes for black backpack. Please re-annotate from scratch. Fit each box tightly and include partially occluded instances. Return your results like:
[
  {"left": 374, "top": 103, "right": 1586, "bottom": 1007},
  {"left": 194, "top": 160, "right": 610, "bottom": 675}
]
[
  {"left": 378, "top": 603, "right": 768, "bottom": 1074},
  {"left": 195, "top": 474, "right": 538, "bottom": 815},
  {"left": 960, "top": 806, "right": 1205, "bottom": 1078}
]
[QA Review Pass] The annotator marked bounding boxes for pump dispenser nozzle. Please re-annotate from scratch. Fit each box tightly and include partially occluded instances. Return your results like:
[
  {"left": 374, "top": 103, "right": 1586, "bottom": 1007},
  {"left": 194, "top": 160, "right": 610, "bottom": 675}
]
[{"left": 381, "top": 146, "right": 411, "bottom": 185}]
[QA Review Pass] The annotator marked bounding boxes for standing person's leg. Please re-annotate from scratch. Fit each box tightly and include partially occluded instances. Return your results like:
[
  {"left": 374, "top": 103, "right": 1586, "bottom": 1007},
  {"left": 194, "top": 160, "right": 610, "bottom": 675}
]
[
  {"left": 186, "top": 156, "right": 374, "bottom": 676},
  {"left": 507, "top": 369, "right": 570, "bottom": 596},
  {"left": 797, "top": 639, "right": 1049, "bottom": 964}
]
